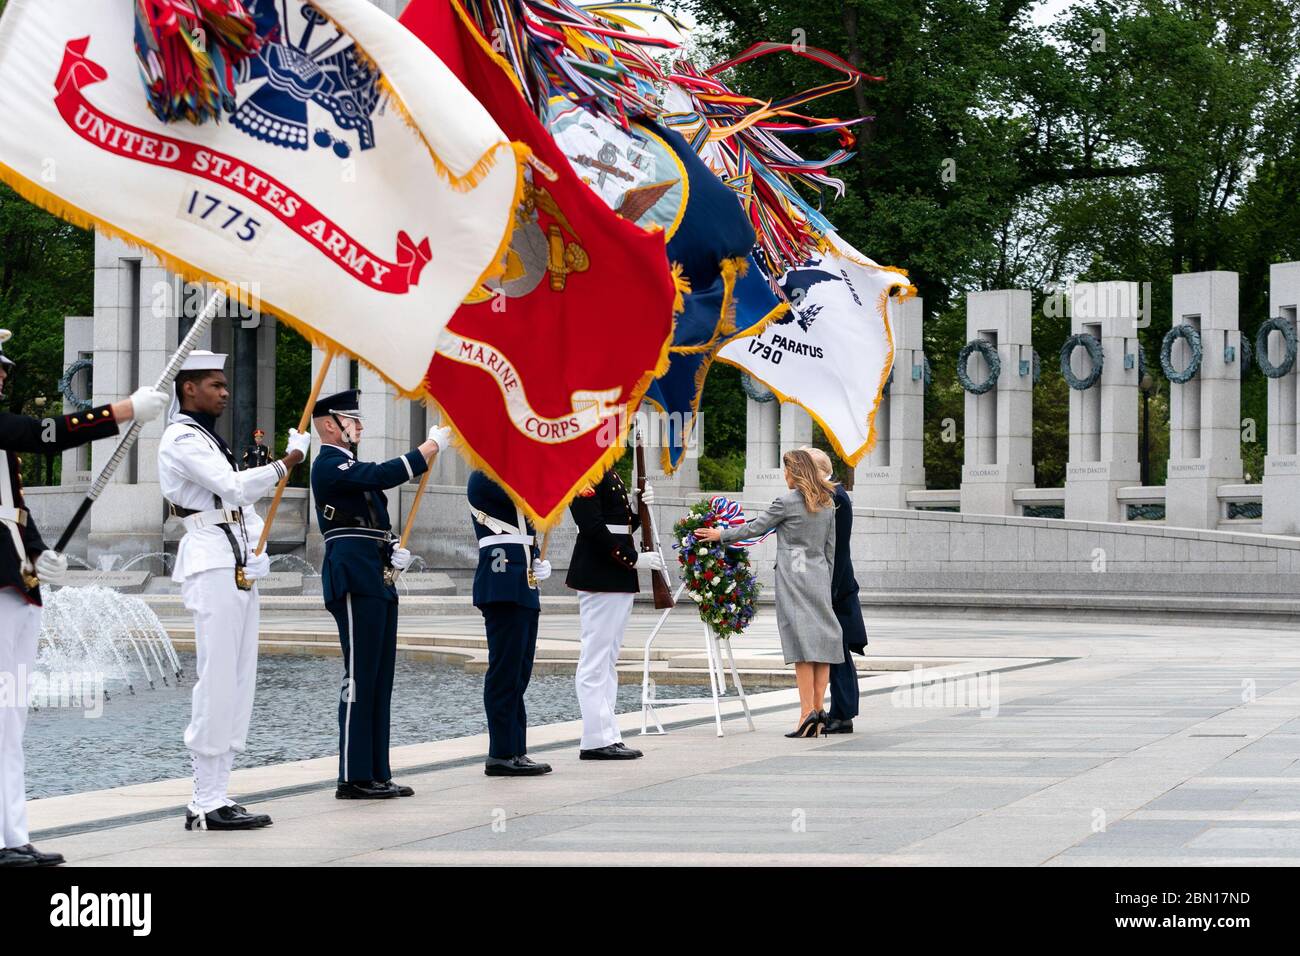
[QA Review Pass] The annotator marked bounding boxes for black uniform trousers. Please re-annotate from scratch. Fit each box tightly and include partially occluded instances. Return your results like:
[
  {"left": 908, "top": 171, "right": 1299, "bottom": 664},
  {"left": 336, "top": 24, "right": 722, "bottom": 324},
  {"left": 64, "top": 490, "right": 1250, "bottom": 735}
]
[
  {"left": 328, "top": 593, "right": 398, "bottom": 783},
  {"left": 481, "top": 603, "right": 540, "bottom": 759},
  {"left": 828, "top": 599, "right": 866, "bottom": 721}
]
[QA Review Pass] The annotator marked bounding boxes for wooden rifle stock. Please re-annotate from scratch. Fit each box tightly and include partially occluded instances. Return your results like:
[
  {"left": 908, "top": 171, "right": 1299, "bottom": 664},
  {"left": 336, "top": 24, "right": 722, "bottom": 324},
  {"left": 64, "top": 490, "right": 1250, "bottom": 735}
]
[{"left": 635, "top": 436, "right": 675, "bottom": 610}]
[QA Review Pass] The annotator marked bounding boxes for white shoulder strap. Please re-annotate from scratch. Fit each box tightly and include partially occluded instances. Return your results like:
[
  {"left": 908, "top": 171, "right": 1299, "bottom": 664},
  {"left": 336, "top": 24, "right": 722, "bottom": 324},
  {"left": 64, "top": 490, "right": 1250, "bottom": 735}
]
[{"left": 0, "top": 450, "right": 32, "bottom": 575}]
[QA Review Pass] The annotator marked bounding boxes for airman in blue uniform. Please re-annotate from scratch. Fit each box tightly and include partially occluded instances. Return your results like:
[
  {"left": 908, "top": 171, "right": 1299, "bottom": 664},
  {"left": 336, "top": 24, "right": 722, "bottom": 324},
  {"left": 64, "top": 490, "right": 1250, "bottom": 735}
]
[
  {"left": 468, "top": 470, "right": 552, "bottom": 776},
  {"left": 310, "top": 389, "right": 449, "bottom": 799}
]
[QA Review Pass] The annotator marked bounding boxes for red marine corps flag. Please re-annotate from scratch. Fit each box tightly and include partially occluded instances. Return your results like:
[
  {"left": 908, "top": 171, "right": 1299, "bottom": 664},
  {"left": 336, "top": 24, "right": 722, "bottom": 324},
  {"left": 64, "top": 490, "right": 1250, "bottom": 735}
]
[
  {"left": 401, "top": 0, "right": 675, "bottom": 526},
  {"left": 0, "top": 0, "right": 521, "bottom": 393}
]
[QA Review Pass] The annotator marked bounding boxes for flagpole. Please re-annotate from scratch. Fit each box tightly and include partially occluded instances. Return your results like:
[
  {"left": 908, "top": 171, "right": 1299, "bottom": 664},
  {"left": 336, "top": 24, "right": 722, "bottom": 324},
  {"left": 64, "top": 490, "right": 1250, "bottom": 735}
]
[
  {"left": 54, "top": 289, "right": 227, "bottom": 552},
  {"left": 254, "top": 346, "right": 337, "bottom": 556}
]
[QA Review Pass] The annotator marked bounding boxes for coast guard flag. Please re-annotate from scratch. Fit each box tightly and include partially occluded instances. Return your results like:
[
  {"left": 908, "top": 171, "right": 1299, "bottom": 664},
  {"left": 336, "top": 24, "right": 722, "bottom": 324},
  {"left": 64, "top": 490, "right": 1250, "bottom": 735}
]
[
  {"left": 402, "top": 0, "right": 676, "bottom": 527},
  {"left": 0, "top": 0, "right": 520, "bottom": 393},
  {"left": 717, "top": 233, "right": 915, "bottom": 464}
]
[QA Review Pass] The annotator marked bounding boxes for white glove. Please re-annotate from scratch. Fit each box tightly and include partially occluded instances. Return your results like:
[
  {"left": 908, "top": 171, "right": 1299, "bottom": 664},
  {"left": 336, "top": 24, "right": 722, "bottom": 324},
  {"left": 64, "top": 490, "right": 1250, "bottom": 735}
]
[
  {"left": 286, "top": 428, "right": 311, "bottom": 458},
  {"left": 129, "top": 386, "right": 168, "bottom": 424},
  {"left": 243, "top": 551, "right": 271, "bottom": 581},
  {"left": 532, "top": 558, "right": 552, "bottom": 581},
  {"left": 635, "top": 551, "right": 666, "bottom": 572},
  {"left": 34, "top": 550, "right": 68, "bottom": 584},
  {"left": 427, "top": 425, "right": 453, "bottom": 452},
  {"left": 637, "top": 482, "right": 655, "bottom": 508},
  {"left": 390, "top": 547, "right": 413, "bottom": 571}
]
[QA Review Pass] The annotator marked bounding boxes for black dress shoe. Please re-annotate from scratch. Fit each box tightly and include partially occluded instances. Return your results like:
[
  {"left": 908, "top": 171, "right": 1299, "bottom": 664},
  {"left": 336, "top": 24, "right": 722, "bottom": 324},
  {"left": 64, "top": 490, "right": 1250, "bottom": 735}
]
[
  {"left": 380, "top": 780, "right": 415, "bottom": 797},
  {"left": 6, "top": 844, "right": 65, "bottom": 867},
  {"left": 0, "top": 848, "right": 39, "bottom": 868},
  {"left": 184, "top": 805, "right": 273, "bottom": 831},
  {"left": 335, "top": 780, "right": 399, "bottom": 800},
  {"left": 823, "top": 718, "right": 854, "bottom": 734},
  {"left": 579, "top": 744, "right": 641, "bottom": 760},
  {"left": 611, "top": 742, "right": 643, "bottom": 758},
  {"left": 485, "top": 755, "right": 552, "bottom": 776}
]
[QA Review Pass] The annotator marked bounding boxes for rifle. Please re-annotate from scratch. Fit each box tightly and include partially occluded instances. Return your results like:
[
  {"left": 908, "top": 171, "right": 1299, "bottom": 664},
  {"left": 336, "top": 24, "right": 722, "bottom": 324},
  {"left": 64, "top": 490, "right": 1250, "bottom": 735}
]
[{"left": 635, "top": 425, "right": 675, "bottom": 610}]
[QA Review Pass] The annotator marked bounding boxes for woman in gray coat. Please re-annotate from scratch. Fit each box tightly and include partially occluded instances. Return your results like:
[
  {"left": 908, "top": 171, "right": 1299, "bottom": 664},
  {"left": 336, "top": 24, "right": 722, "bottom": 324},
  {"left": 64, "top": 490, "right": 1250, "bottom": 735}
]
[{"left": 696, "top": 449, "right": 841, "bottom": 737}]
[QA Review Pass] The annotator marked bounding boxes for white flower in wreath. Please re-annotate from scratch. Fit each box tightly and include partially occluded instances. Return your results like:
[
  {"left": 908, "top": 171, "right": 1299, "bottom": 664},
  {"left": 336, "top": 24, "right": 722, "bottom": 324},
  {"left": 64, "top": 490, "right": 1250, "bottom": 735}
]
[
  {"left": 688, "top": 590, "right": 703, "bottom": 603},
  {"left": 725, "top": 581, "right": 736, "bottom": 593},
  {"left": 697, "top": 546, "right": 709, "bottom": 555}
]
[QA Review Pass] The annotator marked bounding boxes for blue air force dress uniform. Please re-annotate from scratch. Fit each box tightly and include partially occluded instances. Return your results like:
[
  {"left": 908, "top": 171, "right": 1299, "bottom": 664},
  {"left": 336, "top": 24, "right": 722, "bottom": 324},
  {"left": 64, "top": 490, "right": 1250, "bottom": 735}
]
[
  {"left": 0, "top": 330, "right": 153, "bottom": 867},
  {"left": 311, "top": 389, "right": 435, "bottom": 799},
  {"left": 468, "top": 471, "right": 552, "bottom": 776},
  {"left": 566, "top": 467, "right": 662, "bottom": 759},
  {"left": 826, "top": 483, "right": 868, "bottom": 732},
  {"left": 157, "top": 351, "right": 306, "bottom": 831}
]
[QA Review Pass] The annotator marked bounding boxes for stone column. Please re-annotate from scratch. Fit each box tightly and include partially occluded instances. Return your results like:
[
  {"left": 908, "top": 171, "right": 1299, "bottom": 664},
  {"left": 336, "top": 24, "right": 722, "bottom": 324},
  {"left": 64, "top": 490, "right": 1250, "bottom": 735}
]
[
  {"left": 1263, "top": 262, "right": 1300, "bottom": 534},
  {"left": 742, "top": 393, "right": 783, "bottom": 498},
  {"left": 641, "top": 409, "right": 701, "bottom": 494},
  {"left": 60, "top": 316, "right": 94, "bottom": 485},
  {"left": 1165, "top": 271, "right": 1243, "bottom": 529},
  {"left": 1064, "top": 282, "right": 1141, "bottom": 521},
  {"left": 855, "top": 296, "right": 925, "bottom": 508},
  {"left": 86, "top": 239, "right": 176, "bottom": 564},
  {"left": 959, "top": 290, "right": 1034, "bottom": 515}
]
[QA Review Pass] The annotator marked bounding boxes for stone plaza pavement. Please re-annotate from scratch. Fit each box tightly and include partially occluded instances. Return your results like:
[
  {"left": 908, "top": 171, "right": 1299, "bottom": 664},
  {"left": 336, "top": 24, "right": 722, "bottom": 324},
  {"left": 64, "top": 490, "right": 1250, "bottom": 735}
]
[{"left": 27, "top": 610, "right": 1300, "bottom": 866}]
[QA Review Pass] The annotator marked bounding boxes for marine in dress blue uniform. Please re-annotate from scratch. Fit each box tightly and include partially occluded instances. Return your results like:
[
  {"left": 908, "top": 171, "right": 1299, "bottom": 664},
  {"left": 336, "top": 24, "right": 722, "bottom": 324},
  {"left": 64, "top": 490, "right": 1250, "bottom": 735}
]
[
  {"left": 310, "top": 389, "right": 447, "bottom": 799},
  {"left": 0, "top": 328, "right": 168, "bottom": 867},
  {"left": 468, "top": 471, "right": 552, "bottom": 776}
]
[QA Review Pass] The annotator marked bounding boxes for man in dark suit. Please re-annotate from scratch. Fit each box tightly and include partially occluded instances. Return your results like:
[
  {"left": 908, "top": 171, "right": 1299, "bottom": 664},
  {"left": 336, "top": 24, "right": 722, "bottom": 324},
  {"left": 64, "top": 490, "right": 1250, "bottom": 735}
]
[
  {"left": 468, "top": 470, "right": 552, "bottom": 776},
  {"left": 805, "top": 448, "right": 867, "bottom": 733},
  {"left": 0, "top": 328, "right": 167, "bottom": 867},
  {"left": 241, "top": 428, "right": 270, "bottom": 470},
  {"left": 311, "top": 389, "right": 449, "bottom": 799},
  {"left": 566, "top": 465, "right": 662, "bottom": 760}
]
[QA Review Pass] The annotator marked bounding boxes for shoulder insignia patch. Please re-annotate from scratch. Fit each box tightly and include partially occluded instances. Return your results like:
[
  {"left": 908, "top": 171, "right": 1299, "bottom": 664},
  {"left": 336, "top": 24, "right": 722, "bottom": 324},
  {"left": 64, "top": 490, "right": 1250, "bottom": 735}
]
[
  {"left": 338, "top": 461, "right": 354, "bottom": 470},
  {"left": 174, "top": 432, "right": 195, "bottom": 442}
]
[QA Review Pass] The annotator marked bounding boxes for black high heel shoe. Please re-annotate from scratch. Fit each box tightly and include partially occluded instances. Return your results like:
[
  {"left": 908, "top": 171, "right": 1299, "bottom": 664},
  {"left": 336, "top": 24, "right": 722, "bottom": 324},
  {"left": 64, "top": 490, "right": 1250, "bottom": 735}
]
[{"left": 785, "top": 710, "right": 821, "bottom": 738}]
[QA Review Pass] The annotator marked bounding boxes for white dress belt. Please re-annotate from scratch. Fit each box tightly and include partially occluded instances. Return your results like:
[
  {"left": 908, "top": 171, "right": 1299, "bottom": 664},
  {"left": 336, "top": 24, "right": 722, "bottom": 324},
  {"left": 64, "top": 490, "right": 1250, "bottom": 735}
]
[
  {"left": 0, "top": 505, "right": 28, "bottom": 526},
  {"left": 606, "top": 524, "right": 631, "bottom": 535},
  {"left": 179, "top": 508, "right": 241, "bottom": 533},
  {"left": 479, "top": 533, "right": 534, "bottom": 547}
]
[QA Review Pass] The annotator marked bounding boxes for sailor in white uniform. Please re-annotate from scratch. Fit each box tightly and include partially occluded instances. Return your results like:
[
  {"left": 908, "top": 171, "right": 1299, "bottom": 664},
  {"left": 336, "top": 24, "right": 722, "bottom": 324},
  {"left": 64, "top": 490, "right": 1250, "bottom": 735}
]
[{"left": 157, "top": 351, "right": 310, "bottom": 831}]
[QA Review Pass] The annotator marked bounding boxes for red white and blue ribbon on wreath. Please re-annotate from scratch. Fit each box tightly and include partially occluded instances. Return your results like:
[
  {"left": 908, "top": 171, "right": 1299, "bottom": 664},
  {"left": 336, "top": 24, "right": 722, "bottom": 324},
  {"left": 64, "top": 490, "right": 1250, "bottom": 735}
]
[{"left": 705, "top": 495, "right": 773, "bottom": 547}]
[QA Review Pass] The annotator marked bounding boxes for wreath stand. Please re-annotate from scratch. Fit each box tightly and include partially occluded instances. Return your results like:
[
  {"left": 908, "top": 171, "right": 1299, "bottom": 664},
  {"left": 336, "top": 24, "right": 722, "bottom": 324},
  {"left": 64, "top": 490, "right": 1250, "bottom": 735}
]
[{"left": 639, "top": 581, "right": 755, "bottom": 737}]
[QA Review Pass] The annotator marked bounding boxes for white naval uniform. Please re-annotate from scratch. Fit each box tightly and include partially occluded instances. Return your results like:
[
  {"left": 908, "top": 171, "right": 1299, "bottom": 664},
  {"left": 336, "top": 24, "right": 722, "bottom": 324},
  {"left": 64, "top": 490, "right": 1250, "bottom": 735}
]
[
  {"left": 0, "top": 588, "right": 42, "bottom": 848},
  {"left": 575, "top": 591, "right": 635, "bottom": 750},
  {"left": 157, "top": 414, "right": 285, "bottom": 814}
]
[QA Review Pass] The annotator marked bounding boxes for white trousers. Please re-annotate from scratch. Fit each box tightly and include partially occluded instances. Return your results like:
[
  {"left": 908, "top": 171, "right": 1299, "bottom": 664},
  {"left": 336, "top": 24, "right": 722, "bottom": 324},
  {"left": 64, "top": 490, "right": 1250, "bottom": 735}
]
[
  {"left": 0, "top": 588, "right": 41, "bottom": 847},
  {"left": 181, "top": 569, "right": 259, "bottom": 813},
  {"left": 575, "top": 590, "right": 634, "bottom": 750}
]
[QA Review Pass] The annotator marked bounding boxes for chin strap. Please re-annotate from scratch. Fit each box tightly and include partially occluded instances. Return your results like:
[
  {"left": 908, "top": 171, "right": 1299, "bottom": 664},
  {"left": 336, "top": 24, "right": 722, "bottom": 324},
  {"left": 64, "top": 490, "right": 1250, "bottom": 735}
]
[{"left": 331, "top": 413, "right": 360, "bottom": 455}]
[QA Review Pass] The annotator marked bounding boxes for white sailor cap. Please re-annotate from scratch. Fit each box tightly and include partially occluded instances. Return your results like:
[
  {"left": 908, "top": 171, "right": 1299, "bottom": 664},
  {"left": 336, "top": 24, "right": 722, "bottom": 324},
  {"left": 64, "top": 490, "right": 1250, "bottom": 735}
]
[{"left": 180, "top": 350, "right": 227, "bottom": 372}]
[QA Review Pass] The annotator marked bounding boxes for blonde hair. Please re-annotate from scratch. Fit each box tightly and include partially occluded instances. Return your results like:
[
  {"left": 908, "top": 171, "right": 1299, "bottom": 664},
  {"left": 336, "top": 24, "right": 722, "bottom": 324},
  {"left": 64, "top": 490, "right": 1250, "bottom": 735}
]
[
  {"left": 783, "top": 449, "right": 836, "bottom": 512},
  {"left": 800, "top": 445, "right": 834, "bottom": 479}
]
